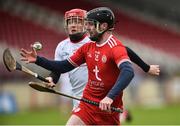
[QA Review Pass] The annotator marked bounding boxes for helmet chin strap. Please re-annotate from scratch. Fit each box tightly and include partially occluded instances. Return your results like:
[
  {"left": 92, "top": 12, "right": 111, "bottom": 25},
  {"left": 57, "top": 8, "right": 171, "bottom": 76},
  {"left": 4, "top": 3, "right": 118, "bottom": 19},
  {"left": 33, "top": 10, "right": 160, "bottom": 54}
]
[
  {"left": 89, "top": 31, "right": 105, "bottom": 42},
  {"left": 89, "top": 23, "right": 108, "bottom": 42}
]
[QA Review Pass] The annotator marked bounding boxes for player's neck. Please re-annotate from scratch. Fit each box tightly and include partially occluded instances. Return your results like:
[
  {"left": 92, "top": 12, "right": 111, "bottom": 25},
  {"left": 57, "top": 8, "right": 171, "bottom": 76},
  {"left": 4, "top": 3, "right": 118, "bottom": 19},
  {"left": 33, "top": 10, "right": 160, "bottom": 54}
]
[{"left": 98, "top": 32, "right": 112, "bottom": 45}]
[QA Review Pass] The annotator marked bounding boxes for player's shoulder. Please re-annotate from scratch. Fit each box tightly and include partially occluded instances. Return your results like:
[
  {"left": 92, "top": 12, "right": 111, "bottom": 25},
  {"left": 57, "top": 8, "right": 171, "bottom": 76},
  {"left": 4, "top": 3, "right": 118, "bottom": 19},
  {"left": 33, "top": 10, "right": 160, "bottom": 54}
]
[
  {"left": 56, "top": 38, "right": 70, "bottom": 48},
  {"left": 82, "top": 41, "right": 95, "bottom": 47},
  {"left": 82, "top": 35, "right": 91, "bottom": 43},
  {"left": 107, "top": 35, "right": 124, "bottom": 48},
  {"left": 77, "top": 41, "right": 95, "bottom": 52},
  {"left": 55, "top": 38, "right": 71, "bottom": 54}
]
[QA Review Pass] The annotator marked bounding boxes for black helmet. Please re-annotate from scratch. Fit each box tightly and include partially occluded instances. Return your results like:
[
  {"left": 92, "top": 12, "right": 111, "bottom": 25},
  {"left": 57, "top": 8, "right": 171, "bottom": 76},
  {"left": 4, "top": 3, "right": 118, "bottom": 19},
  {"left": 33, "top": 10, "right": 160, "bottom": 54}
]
[{"left": 86, "top": 7, "right": 115, "bottom": 30}]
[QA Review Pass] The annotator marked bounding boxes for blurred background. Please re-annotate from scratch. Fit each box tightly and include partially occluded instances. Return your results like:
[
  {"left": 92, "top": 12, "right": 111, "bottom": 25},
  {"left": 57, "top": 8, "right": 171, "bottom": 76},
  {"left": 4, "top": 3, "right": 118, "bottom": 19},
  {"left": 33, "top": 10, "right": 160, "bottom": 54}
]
[{"left": 0, "top": 0, "right": 180, "bottom": 125}]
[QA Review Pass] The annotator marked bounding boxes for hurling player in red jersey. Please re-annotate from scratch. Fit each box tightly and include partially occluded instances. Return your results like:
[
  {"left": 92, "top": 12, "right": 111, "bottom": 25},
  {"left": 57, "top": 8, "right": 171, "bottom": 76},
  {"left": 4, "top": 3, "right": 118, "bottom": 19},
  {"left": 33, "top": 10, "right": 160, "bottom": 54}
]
[
  {"left": 68, "top": 7, "right": 134, "bottom": 125},
  {"left": 20, "top": 7, "right": 134, "bottom": 125}
]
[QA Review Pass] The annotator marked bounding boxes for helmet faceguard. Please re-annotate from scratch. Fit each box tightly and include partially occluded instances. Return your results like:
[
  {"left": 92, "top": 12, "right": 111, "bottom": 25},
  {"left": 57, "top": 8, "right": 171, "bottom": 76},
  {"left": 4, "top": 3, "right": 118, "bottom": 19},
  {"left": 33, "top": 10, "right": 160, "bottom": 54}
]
[
  {"left": 85, "top": 19, "right": 104, "bottom": 34},
  {"left": 84, "top": 19, "right": 104, "bottom": 41},
  {"left": 64, "top": 9, "right": 86, "bottom": 32},
  {"left": 64, "top": 9, "right": 87, "bottom": 42}
]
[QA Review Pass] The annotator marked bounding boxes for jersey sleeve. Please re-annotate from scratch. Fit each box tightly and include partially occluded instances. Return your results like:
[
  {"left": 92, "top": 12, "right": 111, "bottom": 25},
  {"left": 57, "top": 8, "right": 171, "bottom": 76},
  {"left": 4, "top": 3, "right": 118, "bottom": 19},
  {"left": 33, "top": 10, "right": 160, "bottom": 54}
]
[
  {"left": 68, "top": 44, "right": 86, "bottom": 67},
  {"left": 112, "top": 44, "right": 131, "bottom": 67}
]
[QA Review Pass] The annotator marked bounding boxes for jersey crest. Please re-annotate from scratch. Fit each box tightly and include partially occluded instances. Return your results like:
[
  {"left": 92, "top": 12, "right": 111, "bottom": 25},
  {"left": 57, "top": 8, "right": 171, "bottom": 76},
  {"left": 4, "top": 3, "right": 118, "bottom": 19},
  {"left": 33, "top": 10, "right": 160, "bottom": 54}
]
[{"left": 101, "top": 55, "right": 107, "bottom": 63}]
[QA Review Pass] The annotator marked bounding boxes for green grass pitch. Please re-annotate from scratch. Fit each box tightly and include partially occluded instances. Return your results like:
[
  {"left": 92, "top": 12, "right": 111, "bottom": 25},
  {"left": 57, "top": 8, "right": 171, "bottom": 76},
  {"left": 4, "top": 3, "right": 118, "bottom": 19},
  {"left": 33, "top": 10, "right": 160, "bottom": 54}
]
[{"left": 0, "top": 104, "right": 180, "bottom": 125}]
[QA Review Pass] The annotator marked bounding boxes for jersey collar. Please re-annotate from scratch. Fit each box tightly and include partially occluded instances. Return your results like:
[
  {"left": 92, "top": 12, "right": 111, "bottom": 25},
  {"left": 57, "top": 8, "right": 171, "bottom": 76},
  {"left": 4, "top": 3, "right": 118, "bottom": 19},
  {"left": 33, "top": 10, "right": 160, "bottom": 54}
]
[{"left": 96, "top": 34, "right": 113, "bottom": 47}]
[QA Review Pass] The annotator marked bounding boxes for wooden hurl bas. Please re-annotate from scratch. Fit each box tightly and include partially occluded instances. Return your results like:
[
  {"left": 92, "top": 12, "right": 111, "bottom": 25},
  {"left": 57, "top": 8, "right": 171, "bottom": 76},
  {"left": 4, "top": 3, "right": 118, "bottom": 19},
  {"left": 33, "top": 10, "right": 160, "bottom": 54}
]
[
  {"left": 3, "top": 48, "right": 49, "bottom": 82},
  {"left": 29, "top": 81, "right": 123, "bottom": 113}
]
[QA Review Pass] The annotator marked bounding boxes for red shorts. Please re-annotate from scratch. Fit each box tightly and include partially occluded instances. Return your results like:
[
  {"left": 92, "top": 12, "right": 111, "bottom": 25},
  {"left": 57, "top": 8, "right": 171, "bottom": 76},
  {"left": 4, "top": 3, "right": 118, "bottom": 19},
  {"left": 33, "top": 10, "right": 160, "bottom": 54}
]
[{"left": 72, "top": 102, "right": 120, "bottom": 125}]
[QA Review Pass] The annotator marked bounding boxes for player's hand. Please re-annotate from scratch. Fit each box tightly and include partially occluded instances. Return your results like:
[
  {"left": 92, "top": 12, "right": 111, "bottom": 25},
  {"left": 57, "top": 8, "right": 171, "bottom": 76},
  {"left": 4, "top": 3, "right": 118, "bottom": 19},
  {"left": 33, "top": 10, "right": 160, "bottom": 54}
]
[
  {"left": 148, "top": 65, "right": 160, "bottom": 75},
  {"left": 99, "top": 96, "right": 113, "bottom": 111},
  {"left": 20, "top": 46, "right": 37, "bottom": 63},
  {"left": 45, "top": 77, "right": 55, "bottom": 88}
]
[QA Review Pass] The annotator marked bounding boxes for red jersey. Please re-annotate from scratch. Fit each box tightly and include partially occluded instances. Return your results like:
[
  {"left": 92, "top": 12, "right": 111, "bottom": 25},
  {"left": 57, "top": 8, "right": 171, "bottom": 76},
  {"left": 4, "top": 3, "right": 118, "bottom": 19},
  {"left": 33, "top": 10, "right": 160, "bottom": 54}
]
[{"left": 68, "top": 34, "right": 130, "bottom": 111}]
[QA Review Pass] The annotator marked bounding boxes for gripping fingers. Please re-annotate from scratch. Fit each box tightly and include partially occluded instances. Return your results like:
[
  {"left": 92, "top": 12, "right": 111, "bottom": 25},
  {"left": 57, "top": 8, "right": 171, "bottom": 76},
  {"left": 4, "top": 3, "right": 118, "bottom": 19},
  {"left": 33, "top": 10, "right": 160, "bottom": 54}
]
[
  {"left": 99, "top": 102, "right": 110, "bottom": 111},
  {"left": 45, "top": 77, "right": 55, "bottom": 88},
  {"left": 107, "top": 103, "right": 111, "bottom": 111},
  {"left": 99, "top": 97, "right": 113, "bottom": 111},
  {"left": 155, "top": 66, "right": 160, "bottom": 75},
  {"left": 46, "top": 82, "right": 55, "bottom": 88},
  {"left": 45, "top": 83, "right": 55, "bottom": 88},
  {"left": 149, "top": 65, "right": 160, "bottom": 75},
  {"left": 99, "top": 102, "right": 104, "bottom": 110}
]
